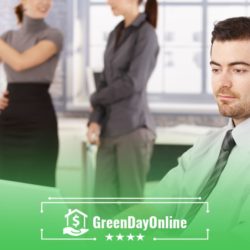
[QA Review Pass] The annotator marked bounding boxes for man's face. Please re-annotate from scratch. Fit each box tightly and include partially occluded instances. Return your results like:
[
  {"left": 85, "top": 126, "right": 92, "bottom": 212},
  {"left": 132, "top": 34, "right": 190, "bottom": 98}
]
[{"left": 211, "top": 40, "right": 250, "bottom": 125}]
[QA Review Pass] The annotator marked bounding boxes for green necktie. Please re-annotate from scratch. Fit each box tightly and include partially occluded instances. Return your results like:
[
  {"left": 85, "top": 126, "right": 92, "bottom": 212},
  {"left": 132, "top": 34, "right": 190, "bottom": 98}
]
[{"left": 185, "top": 129, "right": 236, "bottom": 223}]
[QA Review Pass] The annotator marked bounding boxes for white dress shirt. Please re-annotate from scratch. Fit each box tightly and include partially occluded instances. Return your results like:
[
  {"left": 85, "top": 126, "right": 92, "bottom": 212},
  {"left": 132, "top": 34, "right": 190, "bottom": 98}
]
[{"left": 153, "top": 118, "right": 250, "bottom": 235}]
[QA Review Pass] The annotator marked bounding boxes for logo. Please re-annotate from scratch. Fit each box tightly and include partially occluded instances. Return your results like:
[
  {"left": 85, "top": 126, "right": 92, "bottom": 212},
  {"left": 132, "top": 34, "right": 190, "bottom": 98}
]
[
  {"left": 63, "top": 209, "right": 89, "bottom": 237},
  {"left": 41, "top": 198, "right": 210, "bottom": 241}
]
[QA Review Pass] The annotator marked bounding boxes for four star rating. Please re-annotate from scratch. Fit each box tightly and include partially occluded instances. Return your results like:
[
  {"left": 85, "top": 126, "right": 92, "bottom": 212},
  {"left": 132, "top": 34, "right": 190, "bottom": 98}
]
[{"left": 105, "top": 233, "right": 144, "bottom": 241}]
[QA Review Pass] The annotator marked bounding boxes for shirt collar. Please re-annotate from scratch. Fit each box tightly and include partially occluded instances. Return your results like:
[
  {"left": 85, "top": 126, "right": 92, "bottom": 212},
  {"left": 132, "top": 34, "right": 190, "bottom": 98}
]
[
  {"left": 116, "top": 13, "right": 146, "bottom": 32},
  {"left": 226, "top": 118, "right": 250, "bottom": 150},
  {"left": 21, "top": 15, "right": 47, "bottom": 33},
  {"left": 131, "top": 13, "right": 147, "bottom": 27},
  {"left": 117, "top": 13, "right": 146, "bottom": 36}
]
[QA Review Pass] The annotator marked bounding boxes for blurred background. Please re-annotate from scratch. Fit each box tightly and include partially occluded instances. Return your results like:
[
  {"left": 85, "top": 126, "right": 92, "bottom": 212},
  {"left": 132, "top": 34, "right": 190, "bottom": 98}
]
[{"left": 1, "top": 0, "right": 249, "bottom": 197}]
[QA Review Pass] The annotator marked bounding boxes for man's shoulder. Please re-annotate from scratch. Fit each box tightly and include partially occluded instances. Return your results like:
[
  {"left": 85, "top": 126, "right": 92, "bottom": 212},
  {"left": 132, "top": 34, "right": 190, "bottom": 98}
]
[
  {"left": 198, "top": 128, "right": 224, "bottom": 143},
  {"left": 189, "top": 127, "right": 227, "bottom": 157},
  {"left": 193, "top": 128, "right": 225, "bottom": 147}
]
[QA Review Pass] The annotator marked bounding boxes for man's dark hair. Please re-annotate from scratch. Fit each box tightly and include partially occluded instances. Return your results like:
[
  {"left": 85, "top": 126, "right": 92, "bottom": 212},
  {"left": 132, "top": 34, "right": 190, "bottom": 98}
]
[{"left": 212, "top": 16, "right": 250, "bottom": 44}]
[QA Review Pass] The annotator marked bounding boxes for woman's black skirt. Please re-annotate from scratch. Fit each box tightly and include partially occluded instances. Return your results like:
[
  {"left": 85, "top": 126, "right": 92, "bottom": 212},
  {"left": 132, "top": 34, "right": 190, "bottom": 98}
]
[{"left": 0, "top": 83, "right": 58, "bottom": 187}]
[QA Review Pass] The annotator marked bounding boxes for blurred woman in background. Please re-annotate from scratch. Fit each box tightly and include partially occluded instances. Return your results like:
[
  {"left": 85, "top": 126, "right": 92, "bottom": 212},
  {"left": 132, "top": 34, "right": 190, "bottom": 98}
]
[
  {"left": 0, "top": 0, "right": 63, "bottom": 187},
  {"left": 87, "top": 0, "right": 159, "bottom": 216}
]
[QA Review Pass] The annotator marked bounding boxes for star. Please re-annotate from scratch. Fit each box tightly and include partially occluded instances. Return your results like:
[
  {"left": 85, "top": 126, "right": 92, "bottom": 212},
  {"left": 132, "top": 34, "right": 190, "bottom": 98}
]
[
  {"left": 116, "top": 233, "right": 124, "bottom": 241},
  {"left": 105, "top": 233, "right": 113, "bottom": 241},
  {"left": 137, "top": 233, "right": 144, "bottom": 241},
  {"left": 127, "top": 233, "right": 134, "bottom": 241}
]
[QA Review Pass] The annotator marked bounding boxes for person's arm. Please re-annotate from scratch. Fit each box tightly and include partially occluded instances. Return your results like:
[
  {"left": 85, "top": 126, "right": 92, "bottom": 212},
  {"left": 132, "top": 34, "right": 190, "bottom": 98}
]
[
  {"left": 0, "top": 39, "right": 58, "bottom": 72},
  {"left": 89, "top": 73, "right": 107, "bottom": 115},
  {"left": 90, "top": 28, "right": 159, "bottom": 107},
  {"left": 89, "top": 70, "right": 107, "bottom": 117},
  {"left": 87, "top": 106, "right": 104, "bottom": 145},
  {"left": 0, "top": 31, "right": 8, "bottom": 64},
  {"left": 115, "top": 148, "right": 194, "bottom": 220},
  {"left": 152, "top": 149, "right": 191, "bottom": 197},
  {"left": 87, "top": 72, "right": 107, "bottom": 144},
  {"left": 230, "top": 193, "right": 250, "bottom": 240},
  {"left": 0, "top": 91, "right": 9, "bottom": 111}
]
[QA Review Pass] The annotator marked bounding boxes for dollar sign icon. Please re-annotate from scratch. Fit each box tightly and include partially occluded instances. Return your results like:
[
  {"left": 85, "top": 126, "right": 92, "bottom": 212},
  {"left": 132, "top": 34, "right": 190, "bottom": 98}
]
[{"left": 73, "top": 215, "right": 80, "bottom": 228}]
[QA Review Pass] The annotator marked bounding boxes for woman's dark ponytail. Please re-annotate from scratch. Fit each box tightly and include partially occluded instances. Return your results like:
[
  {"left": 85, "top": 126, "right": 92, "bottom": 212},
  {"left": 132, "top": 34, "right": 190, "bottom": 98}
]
[
  {"left": 139, "top": 0, "right": 158, "bottom": 28},
  {"left": 15, "top": 3, "right": 24, "bottom": 24}
]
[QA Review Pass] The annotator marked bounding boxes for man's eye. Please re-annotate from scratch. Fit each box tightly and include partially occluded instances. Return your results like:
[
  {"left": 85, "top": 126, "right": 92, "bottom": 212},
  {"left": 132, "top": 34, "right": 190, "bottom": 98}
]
[
  {"left": 234, "top": 69, "right": 247, "bottom": 73},
  {"left": 211, "top": 68, "right": 219, "bottom": 73}
]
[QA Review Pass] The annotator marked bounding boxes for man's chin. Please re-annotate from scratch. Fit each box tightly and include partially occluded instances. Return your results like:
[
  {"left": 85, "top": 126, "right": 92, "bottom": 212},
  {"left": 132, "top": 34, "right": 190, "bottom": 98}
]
[{"left": 217, "top": 104, "right": 234, "bottom": 118}]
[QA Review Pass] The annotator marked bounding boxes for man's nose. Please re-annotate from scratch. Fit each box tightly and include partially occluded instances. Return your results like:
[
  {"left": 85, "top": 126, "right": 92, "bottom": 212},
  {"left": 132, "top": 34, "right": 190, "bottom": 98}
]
[{"left": 218, "top": 72, "right": 233, "bottom": 88}]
